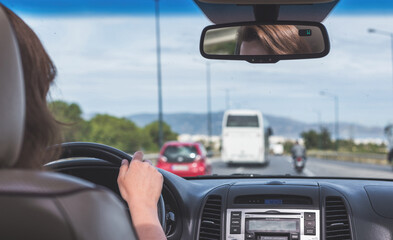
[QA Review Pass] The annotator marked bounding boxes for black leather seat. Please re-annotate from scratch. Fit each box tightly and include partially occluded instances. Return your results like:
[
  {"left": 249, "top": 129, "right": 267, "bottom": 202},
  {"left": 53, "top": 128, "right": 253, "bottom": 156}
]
[{"left": 0, "top": 5, "right": 136, "bottom": 240}]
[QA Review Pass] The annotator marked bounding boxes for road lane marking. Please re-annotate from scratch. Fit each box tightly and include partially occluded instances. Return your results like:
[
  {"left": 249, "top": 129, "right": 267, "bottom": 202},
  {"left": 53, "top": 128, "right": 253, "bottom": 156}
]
[
  {"left": 303, "top": 168, "right": 316, "bottom": 177},
  {"left": 235, "top": 167, "right": 245, "bottom": 173}
]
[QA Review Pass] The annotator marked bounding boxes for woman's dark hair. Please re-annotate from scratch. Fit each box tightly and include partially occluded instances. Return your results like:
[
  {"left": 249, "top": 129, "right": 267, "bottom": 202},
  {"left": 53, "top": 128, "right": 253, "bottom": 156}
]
[
  {"left": 3, "top": 5, "right": 61, "bottom": 168},
  {"left": 238, "top": 25, "right": 312, "bottom": 55}
]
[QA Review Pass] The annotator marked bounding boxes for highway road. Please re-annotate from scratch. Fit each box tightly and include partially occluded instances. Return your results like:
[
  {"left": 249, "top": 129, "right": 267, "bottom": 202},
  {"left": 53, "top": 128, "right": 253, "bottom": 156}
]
[{"left": 210, "top": 155, "right": 393, "bottom": 179}]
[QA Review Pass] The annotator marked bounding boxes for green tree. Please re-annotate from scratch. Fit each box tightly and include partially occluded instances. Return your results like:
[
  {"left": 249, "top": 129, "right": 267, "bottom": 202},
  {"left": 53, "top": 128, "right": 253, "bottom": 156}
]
[
  {"left": 49, "top": 101, "right": 83, "bottom": 122},
  {"left": 301, "top": 130, "right": 319, "bottom": 149},
  {"left": 87, "top": 114, "right": 153, "bottom": 153},
  {"left": 48, "top": 101, "right": 89, "bottom": 142},
  {"left": 144, "top": 121, "right": 178, "bottom": 150},
  {"left": 300, "top": 128, "right": 333, "bottom": 150},
  {"left": 319, "top": 127, "right": 333, "bottom": 150}
]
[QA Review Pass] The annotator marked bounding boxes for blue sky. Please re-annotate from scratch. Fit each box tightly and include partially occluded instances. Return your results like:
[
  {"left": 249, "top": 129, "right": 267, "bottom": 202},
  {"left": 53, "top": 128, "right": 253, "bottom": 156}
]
[
  {"left": 3, "top": 0, "right": 393, "bottom": 15},
  {"left": 3, "top": 0, "right": 201, "bottom": 15},
  {"left": 3, "top": 0, "right": 393, "bottom": 130}
]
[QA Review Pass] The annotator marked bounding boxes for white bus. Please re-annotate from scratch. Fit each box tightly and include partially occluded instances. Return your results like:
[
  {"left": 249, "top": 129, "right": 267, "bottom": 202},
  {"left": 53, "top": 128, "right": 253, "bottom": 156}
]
[{"left": 221, "top": 110, "right": 272, "bottom": 165}]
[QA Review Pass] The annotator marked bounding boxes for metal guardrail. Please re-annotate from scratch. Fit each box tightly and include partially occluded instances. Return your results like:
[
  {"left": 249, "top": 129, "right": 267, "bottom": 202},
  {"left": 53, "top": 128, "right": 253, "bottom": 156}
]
[
  {"left": 310, "top": 151, "right": 386, "bottom": 159},
  {"left": 308, "top": 150, "right": 388, "bottom": 165}
]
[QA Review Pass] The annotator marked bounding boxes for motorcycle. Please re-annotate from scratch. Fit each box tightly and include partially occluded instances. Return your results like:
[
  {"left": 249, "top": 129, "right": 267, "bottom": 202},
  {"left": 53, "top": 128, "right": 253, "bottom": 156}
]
[{"left": 294, "top": 156, "right": 305, "bottom": 173}]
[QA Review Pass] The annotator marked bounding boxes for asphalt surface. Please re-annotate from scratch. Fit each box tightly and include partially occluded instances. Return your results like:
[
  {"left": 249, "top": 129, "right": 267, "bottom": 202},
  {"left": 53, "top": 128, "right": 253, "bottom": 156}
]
[{"left": 210, "top": 155, "right": 393, "bottom": 179}]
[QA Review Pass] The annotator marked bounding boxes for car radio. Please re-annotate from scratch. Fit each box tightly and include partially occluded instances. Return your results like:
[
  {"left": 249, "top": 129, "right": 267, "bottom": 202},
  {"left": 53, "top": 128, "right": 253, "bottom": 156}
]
[{"left": 226, "top": 209, "right": 320, "bottom": 240}]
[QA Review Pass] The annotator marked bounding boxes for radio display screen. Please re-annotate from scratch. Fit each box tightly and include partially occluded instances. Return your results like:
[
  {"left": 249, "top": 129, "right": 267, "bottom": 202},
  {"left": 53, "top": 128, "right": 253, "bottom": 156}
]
[{"left": 247, "top": 219, "right": 298, "bottom": 232}]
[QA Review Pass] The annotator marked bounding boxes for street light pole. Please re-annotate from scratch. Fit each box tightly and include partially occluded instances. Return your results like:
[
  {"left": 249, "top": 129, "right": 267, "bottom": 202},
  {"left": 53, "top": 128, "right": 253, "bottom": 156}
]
[
  {"left": 313, "top": 110, "right": 322, "bottom": 149},
  {"left": 368, "top": 28, "right": 393, "bottom": 97},
  {"left": 320, "top": 91, "right": 339, "bottom": 151},
  {"left": 334, "top": 95, "right": 339, "bottom": 150},
  {"left": 206, "top": 62, "right": 212, "bottom": 149},
  {"left": 154, "top": 0, "right": 164, "bottom": 148}
]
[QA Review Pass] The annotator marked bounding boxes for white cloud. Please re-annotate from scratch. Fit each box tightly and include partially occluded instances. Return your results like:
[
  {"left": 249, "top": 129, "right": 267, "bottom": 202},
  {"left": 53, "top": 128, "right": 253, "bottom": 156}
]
[{"left": 22, "top": 14, "right": 393, "bottom": 127}]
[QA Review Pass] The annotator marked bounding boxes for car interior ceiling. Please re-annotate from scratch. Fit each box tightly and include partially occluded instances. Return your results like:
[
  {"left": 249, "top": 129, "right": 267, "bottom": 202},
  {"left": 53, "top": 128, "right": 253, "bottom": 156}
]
[{"left": 193, "top": 0, "right": 339, "bottom": 23}]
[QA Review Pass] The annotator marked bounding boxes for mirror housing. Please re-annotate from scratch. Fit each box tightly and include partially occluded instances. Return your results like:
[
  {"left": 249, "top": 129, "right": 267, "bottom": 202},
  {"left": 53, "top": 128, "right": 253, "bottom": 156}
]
[{"left": 200, "top": 21, "right": 330, "bottom": 63}]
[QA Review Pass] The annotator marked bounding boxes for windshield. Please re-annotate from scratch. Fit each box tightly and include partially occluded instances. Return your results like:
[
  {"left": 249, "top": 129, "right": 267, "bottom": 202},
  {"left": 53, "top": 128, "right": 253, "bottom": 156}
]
[
  {"left": 226, "top": 115, "right": 259, "bottom": 128},
  {"left": 7, "top": 0, "right": 393, "bottom": 179}
]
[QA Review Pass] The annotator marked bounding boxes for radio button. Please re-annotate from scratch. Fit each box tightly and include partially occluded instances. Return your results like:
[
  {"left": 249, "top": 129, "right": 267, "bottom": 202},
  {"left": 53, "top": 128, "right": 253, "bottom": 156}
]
[
  {"left": 305, "top": 228, "right": 316, "bottom": 235},
  {"left": 305, "top": 220, "right": 316, "bottom": 228},
  {"left": 291, "top": 233, "right": 299, "bottom": 240},
  {"left": 245, "top": 233, "right": 254, "bottom": 239},
  {"left": 231, "top": 212, "right": 242, "bottom": 218},
  {"left": 231, "top": 219, "right": 240, "bottom": 225},
  {"left": 304, "top": 212, "right": 315, "bottom": 220},
  {"left": 230, "top": 227, "right": 240, "bottom": 234}
]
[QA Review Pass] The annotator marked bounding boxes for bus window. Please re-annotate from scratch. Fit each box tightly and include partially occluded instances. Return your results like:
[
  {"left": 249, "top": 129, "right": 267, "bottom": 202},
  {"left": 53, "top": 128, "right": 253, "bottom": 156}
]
[{"left": 226, "top": 115, "right": 259, "bottom": 127}]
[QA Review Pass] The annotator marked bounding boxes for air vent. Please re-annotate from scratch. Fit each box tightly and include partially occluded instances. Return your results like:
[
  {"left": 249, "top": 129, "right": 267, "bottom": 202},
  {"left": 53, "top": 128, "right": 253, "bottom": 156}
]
[
  {"left": 325, "top": 196, "right": 352, "bottom": 240},
  {"left": 199, "top": 195, "right": 222, "bottom": 240}
]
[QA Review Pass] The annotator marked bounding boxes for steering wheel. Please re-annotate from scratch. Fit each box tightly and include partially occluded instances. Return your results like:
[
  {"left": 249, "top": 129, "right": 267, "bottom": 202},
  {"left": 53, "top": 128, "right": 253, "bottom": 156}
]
[{"left": 49, "top": 142, "right": 166, "bottom": 230}]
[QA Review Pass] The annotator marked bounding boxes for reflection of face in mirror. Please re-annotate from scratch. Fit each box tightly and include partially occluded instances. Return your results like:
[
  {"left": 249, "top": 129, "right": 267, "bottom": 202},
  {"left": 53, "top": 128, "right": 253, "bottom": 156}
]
[{"left": 238, "top": 25, "right": 312, "bottom": 55}]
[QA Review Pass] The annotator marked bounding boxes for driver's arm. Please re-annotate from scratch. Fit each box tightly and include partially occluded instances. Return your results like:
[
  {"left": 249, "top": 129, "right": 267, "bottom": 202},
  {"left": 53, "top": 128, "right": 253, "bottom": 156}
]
[{"left": 117, "top": 151, "right": 166, "bottom": 240}]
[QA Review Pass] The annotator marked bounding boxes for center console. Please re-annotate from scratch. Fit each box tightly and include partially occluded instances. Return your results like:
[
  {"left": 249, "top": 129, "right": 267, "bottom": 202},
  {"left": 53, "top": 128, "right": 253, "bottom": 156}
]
[
  {"left": 226, "top": 208, "right": 320, "bottom": 240},
  {"left": 225, "top": 182, "right": 321, "bottom": 240}
]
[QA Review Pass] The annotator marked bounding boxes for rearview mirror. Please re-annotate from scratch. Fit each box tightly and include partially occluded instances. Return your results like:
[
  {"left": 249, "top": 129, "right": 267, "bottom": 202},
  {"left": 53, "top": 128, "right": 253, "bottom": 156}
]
[{"left": 200, "top": 22, "right": 330, "bottom": 63}]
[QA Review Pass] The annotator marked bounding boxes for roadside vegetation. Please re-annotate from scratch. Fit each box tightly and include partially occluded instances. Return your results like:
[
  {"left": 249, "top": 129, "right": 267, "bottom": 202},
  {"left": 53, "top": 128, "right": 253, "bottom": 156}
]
[
  {"left": 283, "top": 127, "right": 387, "bottom": 154},
  {"left": 49, "top": 100, "right": 178, "bottom": 153},
  {"left": 283, "top": 128, "right": 388, "bottom": 165}
]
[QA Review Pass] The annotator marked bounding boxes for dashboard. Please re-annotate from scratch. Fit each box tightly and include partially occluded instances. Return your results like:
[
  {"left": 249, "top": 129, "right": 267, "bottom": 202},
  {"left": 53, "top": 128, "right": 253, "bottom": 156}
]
[{"left": 47, "top": 159, "right": 393, "bottom": 240}]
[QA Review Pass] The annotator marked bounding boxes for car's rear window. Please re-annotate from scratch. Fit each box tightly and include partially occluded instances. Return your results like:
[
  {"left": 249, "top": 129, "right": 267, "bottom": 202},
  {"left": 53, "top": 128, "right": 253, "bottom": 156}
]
[
  {"left": 163, "top": 145, "right": 199, "bottom": 163},
  {"left": 226, "top": 115, "right": 259, "bottom": 127}
]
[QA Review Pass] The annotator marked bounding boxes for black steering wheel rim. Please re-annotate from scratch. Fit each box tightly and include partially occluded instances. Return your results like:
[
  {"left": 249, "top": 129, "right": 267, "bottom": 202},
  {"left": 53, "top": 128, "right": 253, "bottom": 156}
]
[
  {"left": 48, "top": 142, "right": 166, "bottom": 230},
  {"left": 57, "top": 142, "right": 134, "bottom": 165}
]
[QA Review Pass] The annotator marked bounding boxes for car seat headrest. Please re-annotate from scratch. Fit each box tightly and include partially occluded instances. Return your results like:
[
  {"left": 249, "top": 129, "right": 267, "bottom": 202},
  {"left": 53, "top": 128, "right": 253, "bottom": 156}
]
[{"left": 0, "top": 4, "right": 25, "bottom": 168}]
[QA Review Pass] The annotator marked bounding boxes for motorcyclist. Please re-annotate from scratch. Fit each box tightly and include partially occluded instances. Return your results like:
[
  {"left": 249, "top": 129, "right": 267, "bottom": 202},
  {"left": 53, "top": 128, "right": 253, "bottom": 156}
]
[{"left": 291, "top": 140, "right": 307, "bottom": 160}]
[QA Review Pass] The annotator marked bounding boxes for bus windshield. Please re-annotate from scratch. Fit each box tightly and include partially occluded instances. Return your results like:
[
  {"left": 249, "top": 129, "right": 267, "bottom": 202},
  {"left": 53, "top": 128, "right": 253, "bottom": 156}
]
[{"left": 226, "top": 115, "right": 260, "bottom": 128}]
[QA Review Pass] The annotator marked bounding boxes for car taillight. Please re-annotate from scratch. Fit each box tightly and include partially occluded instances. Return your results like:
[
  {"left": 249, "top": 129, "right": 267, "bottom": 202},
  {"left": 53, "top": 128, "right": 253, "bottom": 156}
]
[{"left": 158, "top": 156, "right": 167, "bottom": 163}]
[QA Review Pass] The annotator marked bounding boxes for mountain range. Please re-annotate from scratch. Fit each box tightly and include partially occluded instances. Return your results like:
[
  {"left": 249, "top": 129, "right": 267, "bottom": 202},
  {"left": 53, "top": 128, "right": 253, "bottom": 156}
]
[{"left": 128, "top": 111, "right": 384, "bottom": 139}]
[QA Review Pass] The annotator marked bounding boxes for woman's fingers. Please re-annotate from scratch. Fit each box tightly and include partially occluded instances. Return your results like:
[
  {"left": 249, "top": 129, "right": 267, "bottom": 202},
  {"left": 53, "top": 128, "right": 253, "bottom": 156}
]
[
  {"left": 143, "top": 159, "right": 153, "bottom": 165},
  {"left": 117, "top": 159, "right": 129, "bottom": 200},
  {"left": 132, "top": 151, "right": 144, "bottom": 162},
  {"left": 118, "top": 159, "right": 129, "bottom": 179},
  {"left": 118, "top": 151, "right": 163, "bottom": 207}
]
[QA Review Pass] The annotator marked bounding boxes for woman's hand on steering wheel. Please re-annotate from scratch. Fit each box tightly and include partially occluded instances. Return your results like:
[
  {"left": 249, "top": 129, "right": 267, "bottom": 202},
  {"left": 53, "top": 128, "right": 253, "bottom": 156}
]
[
  {"left": 117, "top": 151, "right": 163, "bottom": 208},
  {"left": 117, "top": 151, "right": 166, "bottom": 240}
]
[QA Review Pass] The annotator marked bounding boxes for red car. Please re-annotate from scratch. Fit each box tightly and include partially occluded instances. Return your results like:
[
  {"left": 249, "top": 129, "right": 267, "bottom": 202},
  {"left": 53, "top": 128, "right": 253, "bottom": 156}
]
[{"left": 156, "top": 141, "right": 212, "bottom": 177}]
